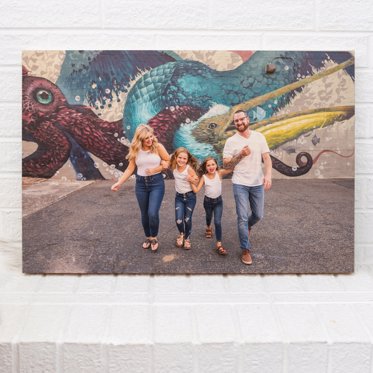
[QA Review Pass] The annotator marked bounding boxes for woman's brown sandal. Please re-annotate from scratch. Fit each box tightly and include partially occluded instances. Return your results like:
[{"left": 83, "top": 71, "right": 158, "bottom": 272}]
[
  {"left": 205, "top": 227, "right": 213, "bottom": 238},
  {"left": 176, "top": 234, "right": 184, "bottom": 248},
  {"left": 142, "top": 238, "right": 151, "bottom": 249},
  {"left": 216, "top": 244, "right": 227, "bottom": 256},
  {"left": 150, "top": 238, "right": 159, "bottom": 252}
]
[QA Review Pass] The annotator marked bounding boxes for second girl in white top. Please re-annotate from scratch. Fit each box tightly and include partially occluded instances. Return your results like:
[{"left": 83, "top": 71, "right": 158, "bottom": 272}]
[{"left": 191, "top": 157, "right": 233, "bottom": 255}]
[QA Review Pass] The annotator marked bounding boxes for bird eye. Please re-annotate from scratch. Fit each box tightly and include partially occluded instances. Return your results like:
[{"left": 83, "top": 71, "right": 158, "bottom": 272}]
[
  {"left": 208, "top": 122, "right": 217, "bottom": 130},
  {"left": 34, "top": 89, "right": 53, "bottom": 105}
]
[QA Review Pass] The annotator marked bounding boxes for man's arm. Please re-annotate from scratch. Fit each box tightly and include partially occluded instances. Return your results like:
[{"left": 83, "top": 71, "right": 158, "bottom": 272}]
[
  {"left": 223, "top": 145, "right": 251, "bottom": 169},
  {"left": 262, "top": 152, "right": 272, "bottom": 191}
]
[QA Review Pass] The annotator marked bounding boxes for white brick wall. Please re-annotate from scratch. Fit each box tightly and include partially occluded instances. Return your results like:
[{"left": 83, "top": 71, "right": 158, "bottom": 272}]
[
  {"left": 210, "top": 0, "right": 314, "bottom": 30},
  {"left": 1, "top": 0, "right": 373, "bottom": 371}
]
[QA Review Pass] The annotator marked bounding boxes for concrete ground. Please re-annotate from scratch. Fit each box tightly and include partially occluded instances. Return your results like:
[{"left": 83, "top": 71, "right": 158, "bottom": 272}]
[{"left": 22, "top": 178, "right": 354, "bottom": 274}]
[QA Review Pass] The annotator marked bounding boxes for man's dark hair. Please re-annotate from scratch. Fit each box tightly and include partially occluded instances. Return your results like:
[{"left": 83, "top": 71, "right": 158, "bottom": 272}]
[{"left": 233, "top": 110, "right": 247, "bottom": 117}]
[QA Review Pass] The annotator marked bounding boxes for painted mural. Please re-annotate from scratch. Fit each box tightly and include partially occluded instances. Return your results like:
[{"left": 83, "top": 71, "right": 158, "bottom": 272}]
[{"left": 22, "top": 50, "right": 355, "bottom": 181}]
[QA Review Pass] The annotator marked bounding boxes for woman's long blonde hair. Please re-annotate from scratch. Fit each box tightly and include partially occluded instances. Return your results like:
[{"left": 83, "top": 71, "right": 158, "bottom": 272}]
[
  {"left": 170, "top": 147, "right": 199, "bottom": 171},
  {"left": 126, "top": 124, "right": 159, "bottom": 160}
]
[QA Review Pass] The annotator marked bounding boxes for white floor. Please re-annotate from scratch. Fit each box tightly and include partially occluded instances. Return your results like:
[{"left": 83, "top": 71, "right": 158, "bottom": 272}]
[{"left": 1, "top": 241, "right": 373, "bottom": 372}]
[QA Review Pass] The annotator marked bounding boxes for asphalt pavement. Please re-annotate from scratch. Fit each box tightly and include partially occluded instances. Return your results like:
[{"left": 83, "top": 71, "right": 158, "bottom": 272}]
[{"left": 22, "top": 178, "right": 354, "bottom": 274}]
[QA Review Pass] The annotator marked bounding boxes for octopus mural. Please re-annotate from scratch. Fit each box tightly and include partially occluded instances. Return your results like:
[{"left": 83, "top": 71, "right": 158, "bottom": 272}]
[{"left": 22, "top": 50, "right": 355, "bottom": 180}]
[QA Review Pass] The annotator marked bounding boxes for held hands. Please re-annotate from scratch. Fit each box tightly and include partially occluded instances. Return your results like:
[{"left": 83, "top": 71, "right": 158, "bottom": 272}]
[
  {"left": 161, "top": 160, "right": 169, "bottom": 170},
  {"left": 187, "top": 174, "right": 199, "bottom": 185},
  {"left": 146, "top": 160, "right": 169, "bottom": 175}
]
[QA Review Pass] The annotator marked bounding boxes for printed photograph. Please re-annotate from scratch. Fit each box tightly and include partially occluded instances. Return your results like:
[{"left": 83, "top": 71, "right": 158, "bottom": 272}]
[{"left": 22, "top": 50, "right": 355, "bottom": 274}]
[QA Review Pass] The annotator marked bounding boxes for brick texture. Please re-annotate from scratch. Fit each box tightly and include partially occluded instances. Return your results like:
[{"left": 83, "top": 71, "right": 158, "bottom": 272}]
[{"left": 1, "top": 0, "right": 373, "bottom": 372}]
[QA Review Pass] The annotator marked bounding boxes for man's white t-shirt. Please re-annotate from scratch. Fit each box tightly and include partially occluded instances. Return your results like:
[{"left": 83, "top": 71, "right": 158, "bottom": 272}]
[{"left": 223, "top": 131, "right": 270, "bottom": 187}]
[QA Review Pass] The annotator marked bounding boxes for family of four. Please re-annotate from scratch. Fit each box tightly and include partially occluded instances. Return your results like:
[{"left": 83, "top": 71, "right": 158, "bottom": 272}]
[{"left": 111, "top": 110, "right": 272, "bottom": 265}]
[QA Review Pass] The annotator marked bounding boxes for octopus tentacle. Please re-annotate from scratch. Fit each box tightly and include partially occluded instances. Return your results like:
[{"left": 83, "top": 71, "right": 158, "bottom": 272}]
[
  {"left": 22, "top": 119, "right": 71, "bottom": 178},
  {"left": 55, "top": 107, "right": 128, "bottom": 171},
  {"left": 55, "top": 125, "right": 105, "bottom": 180},
  {"left": 271, "top": 152, "right": 313, "bottom": 177},
  {"left": 147, "top": 105, "right": 207, "bottom": 151},
  {"left": 22, "top": 73, "right": 129, "bottom": 179}
]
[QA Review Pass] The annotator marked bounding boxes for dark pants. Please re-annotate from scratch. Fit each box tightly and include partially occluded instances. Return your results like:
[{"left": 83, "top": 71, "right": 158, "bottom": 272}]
[
  {"left": 175, "top": 191, "right": 196, "bottom": 240},
  {"left": 203, "top": 195, "right": 223, "bottom": 242},
  {"left": 135, "top": 173, "right": 165, "bottom": 237}
]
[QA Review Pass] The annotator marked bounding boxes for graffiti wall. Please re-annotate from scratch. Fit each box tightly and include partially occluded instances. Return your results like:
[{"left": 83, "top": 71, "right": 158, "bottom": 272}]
[{"left": 22, "top": 50, "right": 355, "bottom": 180}]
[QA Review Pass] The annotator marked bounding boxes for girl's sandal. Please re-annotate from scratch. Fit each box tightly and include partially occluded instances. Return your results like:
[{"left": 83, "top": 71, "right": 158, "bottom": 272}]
[
  {"left": 205, "top": 227, "right": 213, "bottom": 238},
  {"left": 183, "top": 239, "right": 191, "bottom": 250},
  {"left": 142, "top": 238, "right": 151, "bottom": 249},
  {"left": 216, "top": 244, "right": 228, "bottom": 256},
  {"left": 176, "top": 234, "right": 184, "bottom": 248},
  {"left": 150, "top": 238, "right": 159, "bottom": 252}
]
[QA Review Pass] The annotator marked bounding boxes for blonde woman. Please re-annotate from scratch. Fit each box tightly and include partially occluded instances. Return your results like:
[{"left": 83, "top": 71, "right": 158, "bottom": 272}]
[{"left": 111, "top": 124, "right": 170, "bottom": 252}]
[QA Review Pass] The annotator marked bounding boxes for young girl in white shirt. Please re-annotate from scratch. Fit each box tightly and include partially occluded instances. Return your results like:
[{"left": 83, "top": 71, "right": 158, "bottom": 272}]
[
  {"left": 170, "top": 147, "right": 199, "bottom": 250},
  {"left": 191, "top": 157, "right": 232, "bottom": 255}
]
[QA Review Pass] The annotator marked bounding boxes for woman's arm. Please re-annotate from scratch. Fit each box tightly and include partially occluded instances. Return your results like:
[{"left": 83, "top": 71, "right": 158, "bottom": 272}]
[
  {"left": 145, "top": 143, "right": 171, "bottom": 175},
  {"left": 158, "top": 143, "right": 171, "bottom": 169},
  {"left": 145, "top": 164, "right": 163, "bottom": 175},
  {"left": 191, "top": 176, "right": 204, "bottom": 193},
  {"left": 111, "top": 159, "right": 136, "bottom": 191}
]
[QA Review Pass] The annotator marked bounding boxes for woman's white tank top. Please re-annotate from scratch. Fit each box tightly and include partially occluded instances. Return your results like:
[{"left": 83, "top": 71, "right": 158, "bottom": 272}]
[{"left": 135, "top": 149, "right": 161, "bottom": 176}]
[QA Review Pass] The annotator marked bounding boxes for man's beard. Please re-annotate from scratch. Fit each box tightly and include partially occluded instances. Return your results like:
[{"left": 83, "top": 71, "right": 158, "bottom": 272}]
[{"left": 236, "top": 122, "right": 249, "bottom": 132}]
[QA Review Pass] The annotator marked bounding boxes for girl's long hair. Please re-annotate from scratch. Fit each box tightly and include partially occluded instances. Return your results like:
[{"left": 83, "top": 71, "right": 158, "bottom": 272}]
[
  {"left": 170, "top": 147, "right": 199, "bottom": 171},
  {"left": 198, "top": 156, "right": 219, "bottom": 176},
  {"left": 126, "top": 124, "right": 159, "bottom": 160}
]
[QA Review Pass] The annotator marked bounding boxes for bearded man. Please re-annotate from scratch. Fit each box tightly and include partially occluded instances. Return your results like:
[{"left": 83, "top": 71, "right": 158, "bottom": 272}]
[{"left": 223, "top": 110, "right": 272, "bottom": 265}]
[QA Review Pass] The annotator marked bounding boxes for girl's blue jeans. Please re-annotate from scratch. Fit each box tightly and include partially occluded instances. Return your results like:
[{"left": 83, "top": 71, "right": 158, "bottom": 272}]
[
  {"left": 175, "top": 191, "right": 196, "bottom": 240},
  {"left": 203, "top": 195, "right": 223, "bottom": 242}
]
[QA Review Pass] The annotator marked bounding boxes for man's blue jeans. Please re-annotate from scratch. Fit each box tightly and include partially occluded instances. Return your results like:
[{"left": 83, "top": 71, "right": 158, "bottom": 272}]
[
  {"left": 233, "top": 184, "right": 264, "bottom": 250},
  {"left": 175, "top": 191, "right": 196, "bottom": 240},
  {"left": 135, "top": 173, "right": 165, "bottom": 237}
]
